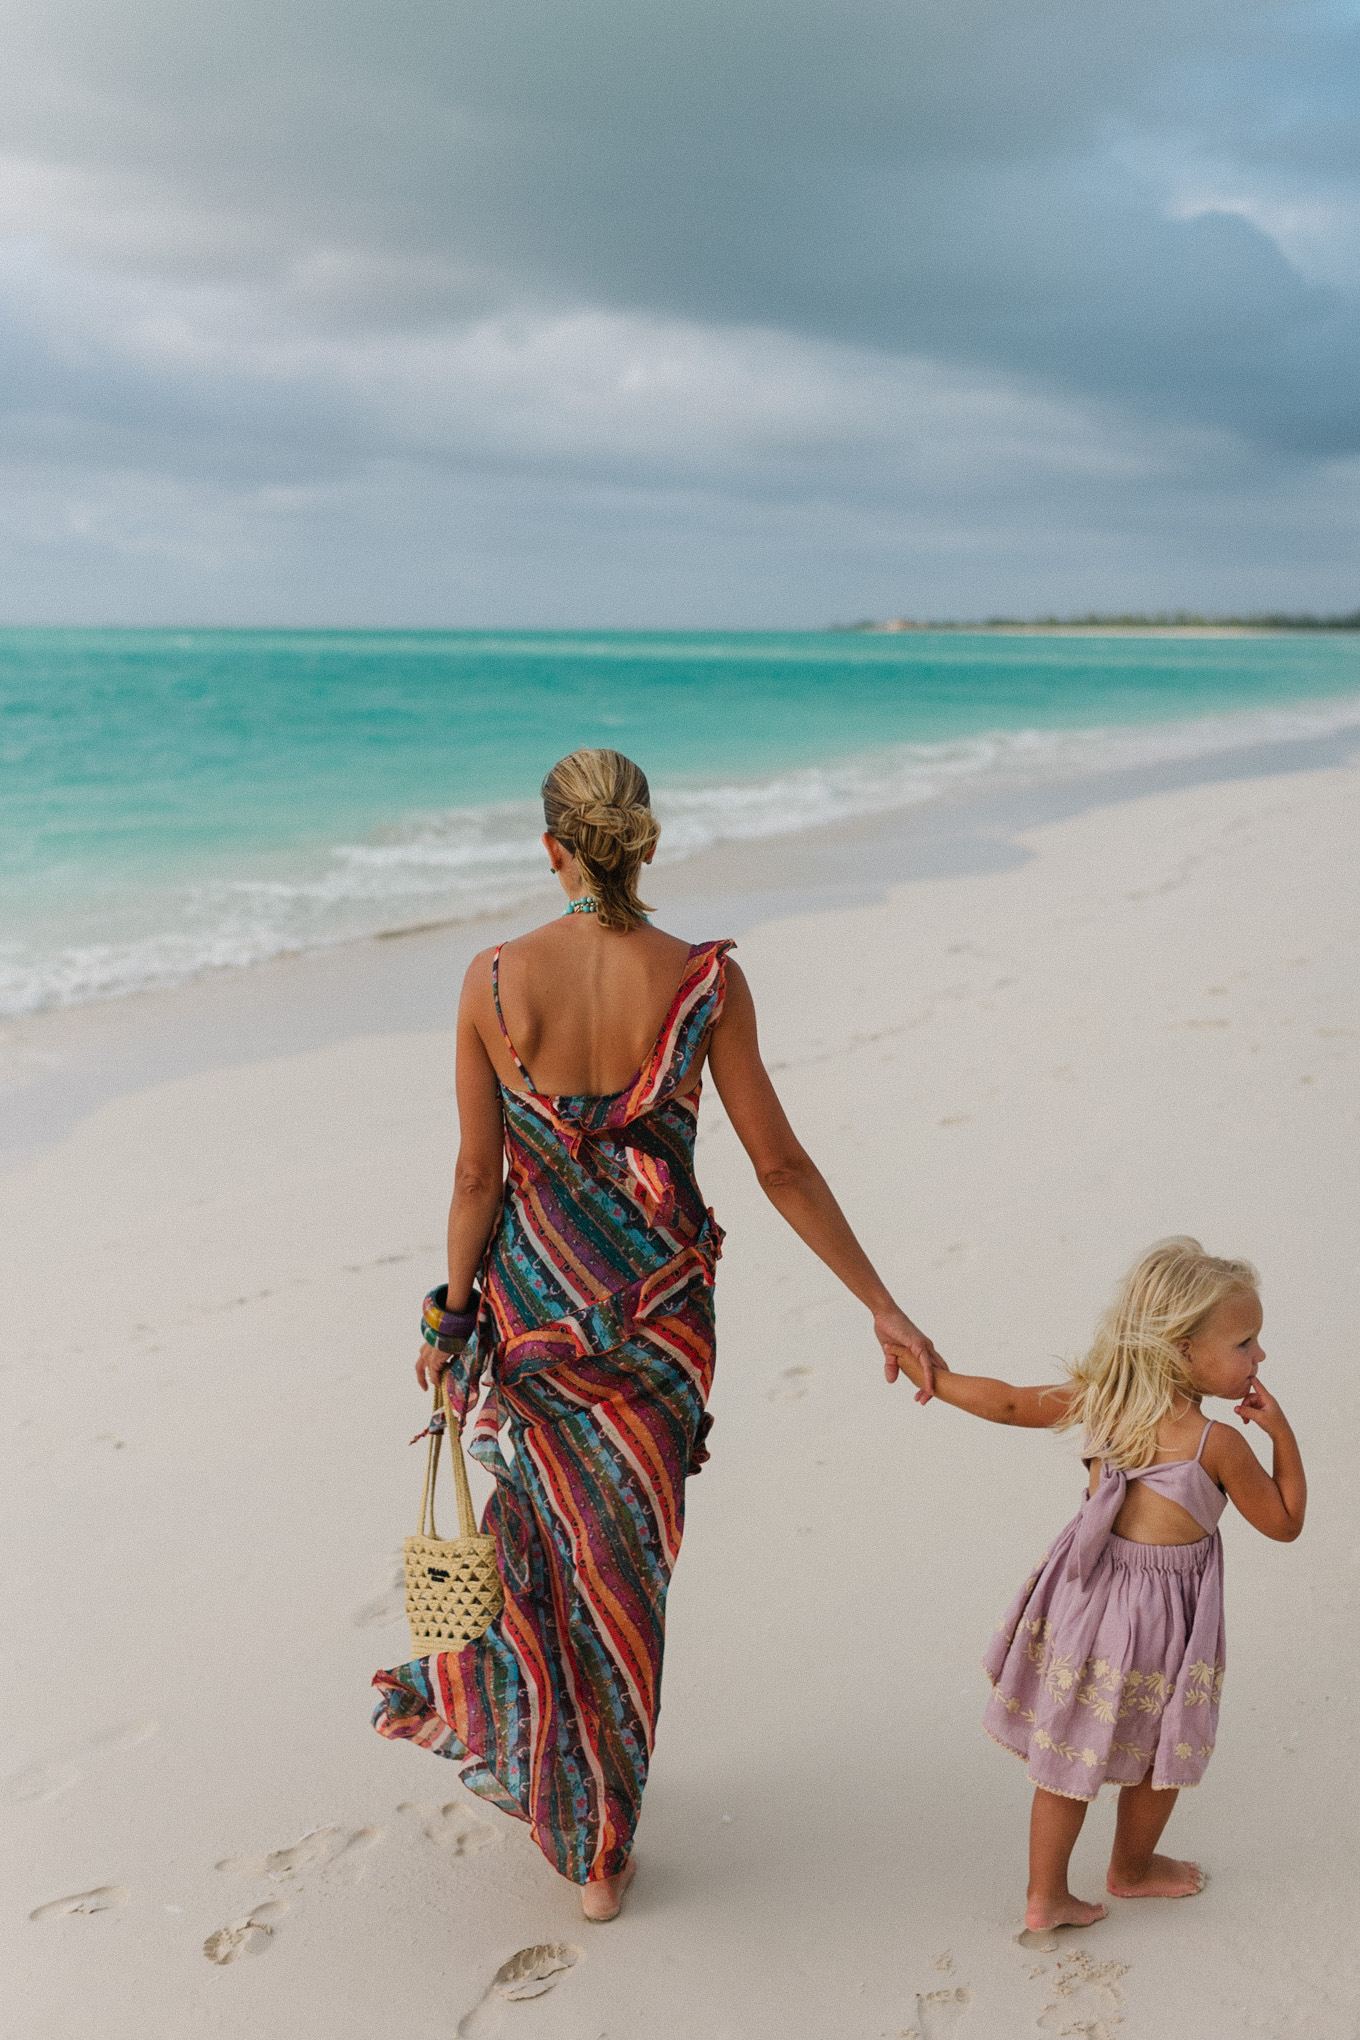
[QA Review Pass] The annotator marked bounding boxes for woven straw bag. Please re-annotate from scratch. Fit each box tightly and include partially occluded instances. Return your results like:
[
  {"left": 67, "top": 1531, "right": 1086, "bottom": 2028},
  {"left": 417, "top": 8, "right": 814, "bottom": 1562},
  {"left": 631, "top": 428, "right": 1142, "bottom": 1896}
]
[{"left": 404, "top": 1380, "right": 504, "bottom": 1656}]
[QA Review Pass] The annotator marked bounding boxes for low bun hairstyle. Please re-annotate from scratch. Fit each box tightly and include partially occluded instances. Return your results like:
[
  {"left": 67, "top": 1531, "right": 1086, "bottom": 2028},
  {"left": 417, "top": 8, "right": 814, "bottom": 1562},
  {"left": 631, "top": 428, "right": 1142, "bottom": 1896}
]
[{"left": 541, "top": 748, "right": 660, "bottom": 931}]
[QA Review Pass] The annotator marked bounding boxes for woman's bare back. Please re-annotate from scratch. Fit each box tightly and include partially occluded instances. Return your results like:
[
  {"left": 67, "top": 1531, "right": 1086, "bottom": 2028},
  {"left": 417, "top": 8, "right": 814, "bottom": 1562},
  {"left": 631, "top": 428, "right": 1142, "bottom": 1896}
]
[{"left": 477, "top": 918, "right": 700, "bottom": 1097}]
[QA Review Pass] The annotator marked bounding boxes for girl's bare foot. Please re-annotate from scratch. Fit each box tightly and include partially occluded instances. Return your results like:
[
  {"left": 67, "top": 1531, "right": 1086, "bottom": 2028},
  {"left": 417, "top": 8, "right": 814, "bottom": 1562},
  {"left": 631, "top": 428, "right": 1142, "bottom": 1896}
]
[
  {"left": 1024, "top": 1894, "right": 1108, "bottom": 1931},
  {"left": 581, "top": 1858, "right": 635, "bottom": 1922},
  {"left": 1107, "top": 1853, "right": 1204, "bottom": 1899}
]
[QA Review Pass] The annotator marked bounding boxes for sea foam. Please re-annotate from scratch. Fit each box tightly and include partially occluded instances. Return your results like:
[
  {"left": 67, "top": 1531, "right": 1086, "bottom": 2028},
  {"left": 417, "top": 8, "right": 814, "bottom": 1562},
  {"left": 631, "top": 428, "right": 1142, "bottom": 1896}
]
[{"left": 3, "top": 688, "right": 1357, "bottom": 1017}]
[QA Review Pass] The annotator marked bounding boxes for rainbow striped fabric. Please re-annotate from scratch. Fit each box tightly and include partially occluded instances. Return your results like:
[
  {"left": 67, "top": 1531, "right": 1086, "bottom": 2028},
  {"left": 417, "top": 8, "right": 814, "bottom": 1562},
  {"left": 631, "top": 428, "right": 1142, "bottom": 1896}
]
[{"left": 373, "top": 939, "right": 734, "bottom": 1885}]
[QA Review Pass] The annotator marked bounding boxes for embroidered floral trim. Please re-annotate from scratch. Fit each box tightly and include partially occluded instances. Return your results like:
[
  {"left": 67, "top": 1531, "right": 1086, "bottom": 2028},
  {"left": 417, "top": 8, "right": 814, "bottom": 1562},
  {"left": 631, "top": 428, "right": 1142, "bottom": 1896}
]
[
  {"left": 1030, "top": 1727, "right": 1103, "bottom": 1768},
  {"left": 1119, "top": 1667, "right": 1171, "bottom": 1715},
  {"left": 1006, "top": 1618, "right": 1224, "bottom": 1766},
  {"left": 1182, "top": 1659, "right": 1225, "bottom": 1705}
]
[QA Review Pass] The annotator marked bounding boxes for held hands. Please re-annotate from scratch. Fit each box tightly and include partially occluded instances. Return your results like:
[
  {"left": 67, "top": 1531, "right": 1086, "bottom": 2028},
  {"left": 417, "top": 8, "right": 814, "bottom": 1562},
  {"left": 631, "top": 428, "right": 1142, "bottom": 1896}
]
[{"left": 874, "top": 1304, "right": 947, "bottom": 1403}]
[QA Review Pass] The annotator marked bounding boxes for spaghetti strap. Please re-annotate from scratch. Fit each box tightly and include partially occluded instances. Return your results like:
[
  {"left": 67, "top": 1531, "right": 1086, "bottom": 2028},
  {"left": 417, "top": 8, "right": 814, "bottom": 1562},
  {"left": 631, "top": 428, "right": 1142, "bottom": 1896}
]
[
  {"left": 1193, "top": 1417, "right": 1215, "bottom": 1463},
  {"left": 491, "top": 945, "right": 537, "bottom": 1093}
]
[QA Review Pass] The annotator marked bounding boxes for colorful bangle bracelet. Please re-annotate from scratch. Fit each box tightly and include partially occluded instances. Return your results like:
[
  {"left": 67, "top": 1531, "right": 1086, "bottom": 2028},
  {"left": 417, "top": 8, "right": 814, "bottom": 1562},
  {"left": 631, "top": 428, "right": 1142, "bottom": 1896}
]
[
  {"left": 421, "top": 1285, "right": 480, "bottom": 1354},
  {"left": 422, "top": 1285, "right": 479, "bottom": 1350}
]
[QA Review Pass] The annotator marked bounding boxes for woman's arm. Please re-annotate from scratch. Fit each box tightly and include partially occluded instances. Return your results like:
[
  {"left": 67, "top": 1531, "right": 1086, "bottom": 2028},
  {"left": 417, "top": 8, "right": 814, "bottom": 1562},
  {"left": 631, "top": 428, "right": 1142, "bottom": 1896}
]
[
  {"left": 705, "top": 961, "right": 943, "bottom": 1388},
  {"left": 1205, "top": 1383, "right": 1306, "bottom": 1542},
  {"left": 416, "top": 956, "right": 507, "bottom": 1391}
]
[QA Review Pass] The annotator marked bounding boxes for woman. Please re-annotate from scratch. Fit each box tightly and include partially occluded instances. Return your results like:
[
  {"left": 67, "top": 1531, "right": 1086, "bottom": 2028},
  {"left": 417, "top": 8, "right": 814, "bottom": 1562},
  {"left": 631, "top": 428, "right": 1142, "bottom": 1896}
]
[{"left": 373, "top": 748, "right": 939, "bottom": 1921}]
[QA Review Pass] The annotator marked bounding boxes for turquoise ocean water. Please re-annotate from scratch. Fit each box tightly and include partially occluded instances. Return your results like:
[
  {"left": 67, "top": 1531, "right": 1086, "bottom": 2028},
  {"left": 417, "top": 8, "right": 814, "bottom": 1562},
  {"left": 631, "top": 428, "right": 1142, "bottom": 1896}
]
[{"left": 3, "top": 628, "right": 1359, "bottom": 1017}]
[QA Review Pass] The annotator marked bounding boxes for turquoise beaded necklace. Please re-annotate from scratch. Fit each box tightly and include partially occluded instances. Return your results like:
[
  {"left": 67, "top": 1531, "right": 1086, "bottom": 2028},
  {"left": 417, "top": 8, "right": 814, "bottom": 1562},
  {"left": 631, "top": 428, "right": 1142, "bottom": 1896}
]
[{"left": 560, "top": 895, "right": 651, "bottom": 924}]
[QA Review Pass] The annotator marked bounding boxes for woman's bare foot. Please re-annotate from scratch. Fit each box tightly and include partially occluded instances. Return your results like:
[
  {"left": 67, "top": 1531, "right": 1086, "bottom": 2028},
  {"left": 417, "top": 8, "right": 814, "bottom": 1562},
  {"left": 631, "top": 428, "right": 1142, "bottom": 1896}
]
[
  {"left": 1024, "top": 1893, "right": 1108, "bottom": 1931},
  {"left": 581, "top": 1858, "right": 636, "bottom": 1923},
  {"left": 1107, "top": 1853, "right": 1204, "bottom": 1899}
]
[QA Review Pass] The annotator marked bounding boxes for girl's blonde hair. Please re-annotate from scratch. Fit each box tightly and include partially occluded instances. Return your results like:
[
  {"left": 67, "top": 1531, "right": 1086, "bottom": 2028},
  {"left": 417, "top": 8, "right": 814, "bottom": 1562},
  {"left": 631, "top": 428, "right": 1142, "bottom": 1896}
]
[
  {"left": 541, "top": 748, "right": 660, "bottom": 932},
  {"left": 1059, "top": 1237, "right": 1259, "bottom": 1471}
]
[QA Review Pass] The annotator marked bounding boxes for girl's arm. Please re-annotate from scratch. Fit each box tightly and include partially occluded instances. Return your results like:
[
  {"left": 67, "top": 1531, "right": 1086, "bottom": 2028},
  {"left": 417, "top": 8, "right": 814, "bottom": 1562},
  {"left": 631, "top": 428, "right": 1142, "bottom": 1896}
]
[
  {"left": 416, "top": 954, "right": 507, "bottom": 1392},
  {"left": 706, "top": 961, "right": 943, "bottom": 1388},
  {"left": 1203, "top": 1383, "right": 1306, "bottom": 1541},
  {"left": 886, "top": 1343, "right": 1078, "bottom": 1429}
]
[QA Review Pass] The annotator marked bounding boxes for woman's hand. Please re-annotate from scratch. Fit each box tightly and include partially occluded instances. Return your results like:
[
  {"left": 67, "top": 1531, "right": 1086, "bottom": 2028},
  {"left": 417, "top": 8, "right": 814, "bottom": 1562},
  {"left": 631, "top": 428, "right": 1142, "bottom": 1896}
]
[
  {"left": 415, "top": 1346, "right": 449, "bottom": 1394},
  {"left": 875, "top": 1305, "right": 946, "bottom": 1402}
]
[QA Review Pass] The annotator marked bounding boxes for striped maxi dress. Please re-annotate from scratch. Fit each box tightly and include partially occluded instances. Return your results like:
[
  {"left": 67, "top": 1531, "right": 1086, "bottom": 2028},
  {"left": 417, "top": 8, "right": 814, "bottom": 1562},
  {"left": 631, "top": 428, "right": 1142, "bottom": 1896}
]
[{"left": 373, "top": 938, "right": 734, "bottom": 1885}]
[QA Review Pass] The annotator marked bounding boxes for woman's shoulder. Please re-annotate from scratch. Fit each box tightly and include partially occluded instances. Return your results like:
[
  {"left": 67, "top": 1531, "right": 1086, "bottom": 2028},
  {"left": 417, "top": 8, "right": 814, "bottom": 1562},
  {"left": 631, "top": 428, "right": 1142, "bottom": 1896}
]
[
  {"left": 503, "top": 916, "right": 696, "bottom": 950},
  {"left": 483, "top": 920, "right": 584, "bottom": 971},
  {"left": 484, "top": 921, "right": 717, "bottom": 997},
  {"left": 459, "top": 941, "right": 500, "bottom": 995}
]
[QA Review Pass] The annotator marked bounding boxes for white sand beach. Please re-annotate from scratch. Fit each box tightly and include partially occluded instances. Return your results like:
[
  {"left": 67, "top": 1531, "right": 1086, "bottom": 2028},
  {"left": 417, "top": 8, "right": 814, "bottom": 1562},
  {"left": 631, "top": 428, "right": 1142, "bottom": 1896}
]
[{"left": 4, "top": 759, "right": 1357, "bottom": 2039}]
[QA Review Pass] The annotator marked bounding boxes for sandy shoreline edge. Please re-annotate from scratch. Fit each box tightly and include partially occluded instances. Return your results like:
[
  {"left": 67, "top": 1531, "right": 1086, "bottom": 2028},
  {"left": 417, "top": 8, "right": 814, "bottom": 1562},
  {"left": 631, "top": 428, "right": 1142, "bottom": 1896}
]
[{"left": 4, "top": 717, "right": 1358, "bottom": 1168}]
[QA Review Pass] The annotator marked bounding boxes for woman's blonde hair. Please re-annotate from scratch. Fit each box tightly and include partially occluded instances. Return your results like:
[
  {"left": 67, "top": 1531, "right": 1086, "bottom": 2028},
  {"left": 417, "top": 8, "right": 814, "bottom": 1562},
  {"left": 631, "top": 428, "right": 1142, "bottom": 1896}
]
[
  {"left": 541, "top": 748, "right": 660, "bottom": 932},
  {"left": 1058, "top": 1237, "right": 1259, "bottom": 1471}
]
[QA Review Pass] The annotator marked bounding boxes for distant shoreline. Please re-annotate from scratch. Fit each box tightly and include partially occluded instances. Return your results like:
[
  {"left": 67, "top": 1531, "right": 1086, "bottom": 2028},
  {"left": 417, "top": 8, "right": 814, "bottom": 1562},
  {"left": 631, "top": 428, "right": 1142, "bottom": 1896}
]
[{"left": 841, "top": 613, "right": 1360, "bottom": 636}]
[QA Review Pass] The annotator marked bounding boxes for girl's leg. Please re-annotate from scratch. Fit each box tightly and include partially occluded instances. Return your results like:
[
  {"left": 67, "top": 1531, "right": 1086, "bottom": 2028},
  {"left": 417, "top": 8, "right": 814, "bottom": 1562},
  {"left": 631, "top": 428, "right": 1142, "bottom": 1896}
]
[
  {"left": 1106, "top": 1775, "right": 1204, "bottom": 1898},
  {"left": 1027, "top": 1789, "right": 1108, "bottom": 1930}
]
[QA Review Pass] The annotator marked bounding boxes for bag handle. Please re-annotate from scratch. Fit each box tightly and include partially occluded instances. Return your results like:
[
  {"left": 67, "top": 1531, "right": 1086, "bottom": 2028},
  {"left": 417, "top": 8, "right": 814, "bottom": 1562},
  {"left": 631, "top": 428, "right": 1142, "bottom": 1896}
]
[{"left": 416, "top": 1378, "right": 479, "bottom": 1542}]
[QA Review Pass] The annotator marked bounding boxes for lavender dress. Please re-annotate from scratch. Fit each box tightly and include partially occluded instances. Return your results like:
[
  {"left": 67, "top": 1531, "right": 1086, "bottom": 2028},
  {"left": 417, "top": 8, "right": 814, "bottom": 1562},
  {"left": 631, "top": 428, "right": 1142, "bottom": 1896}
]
[{"left": 984, "top": 1421, "right": 1227, "bottom": 1800}]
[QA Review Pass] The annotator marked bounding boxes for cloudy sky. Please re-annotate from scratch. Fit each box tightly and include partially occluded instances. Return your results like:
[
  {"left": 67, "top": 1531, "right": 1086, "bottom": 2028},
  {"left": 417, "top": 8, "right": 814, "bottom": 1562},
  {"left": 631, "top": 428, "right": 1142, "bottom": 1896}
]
[{"left": 2, "top": 0, "right": 1358, "bottom": 625}]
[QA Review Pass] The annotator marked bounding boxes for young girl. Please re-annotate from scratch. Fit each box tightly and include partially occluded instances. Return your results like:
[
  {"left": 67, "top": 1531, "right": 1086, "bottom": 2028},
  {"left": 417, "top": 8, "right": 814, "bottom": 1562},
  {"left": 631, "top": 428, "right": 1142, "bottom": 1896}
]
[{"left": 891, "top": 1237, "right": 1306, "bottom": 1931}]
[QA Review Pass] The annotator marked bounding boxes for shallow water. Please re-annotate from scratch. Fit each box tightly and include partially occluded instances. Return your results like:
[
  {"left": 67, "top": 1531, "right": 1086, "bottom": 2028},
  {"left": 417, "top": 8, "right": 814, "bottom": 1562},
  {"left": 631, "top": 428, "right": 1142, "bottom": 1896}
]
[{"left": 3, "top": 626, "right": 1358, "bottom": 1014}]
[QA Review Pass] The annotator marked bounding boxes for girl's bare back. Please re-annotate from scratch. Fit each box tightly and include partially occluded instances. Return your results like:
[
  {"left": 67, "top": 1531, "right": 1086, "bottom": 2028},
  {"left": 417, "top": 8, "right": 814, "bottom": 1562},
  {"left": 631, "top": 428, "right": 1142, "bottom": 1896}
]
[
  {"left": 1091, "top": 1401, "right": 1224, "bottom": 1546},
  {"left": 477, "top": 918, "right": 700, "bottom": 1097}
]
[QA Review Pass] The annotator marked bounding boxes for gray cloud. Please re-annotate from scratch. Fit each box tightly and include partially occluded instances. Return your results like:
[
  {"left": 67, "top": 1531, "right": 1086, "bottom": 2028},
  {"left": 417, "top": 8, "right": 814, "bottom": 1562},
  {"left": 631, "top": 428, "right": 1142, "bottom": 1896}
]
[{"left": 1, "top": 0, "right": 1358, "bottom": 621}]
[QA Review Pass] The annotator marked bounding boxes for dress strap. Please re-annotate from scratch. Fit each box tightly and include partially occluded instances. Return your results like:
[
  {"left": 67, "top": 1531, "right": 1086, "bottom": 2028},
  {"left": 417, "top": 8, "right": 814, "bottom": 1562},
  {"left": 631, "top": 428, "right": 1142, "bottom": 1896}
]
[
  {"left": 1193, "top": 1417, "right": 1215, "bottom": 1464},
  {"left": 491, "top": 944, "right": 537, "bottom": 1093},
  {"left": 623, "top": 938, "right": 735, "bottom": 1118}
]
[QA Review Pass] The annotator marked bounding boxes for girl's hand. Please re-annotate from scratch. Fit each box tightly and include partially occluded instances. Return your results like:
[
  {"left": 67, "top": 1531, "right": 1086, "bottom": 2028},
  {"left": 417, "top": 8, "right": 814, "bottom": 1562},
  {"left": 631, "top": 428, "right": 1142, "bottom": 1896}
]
[
  {"left": 874, "top": 1306, "right": 946, "bottom": 1402},
  {"left": 415, "top": 1346, "right": 449, "bottom": 1394},
  {"left": 1234, "top": 1378, "right": 1286, "bottom": 1435}
]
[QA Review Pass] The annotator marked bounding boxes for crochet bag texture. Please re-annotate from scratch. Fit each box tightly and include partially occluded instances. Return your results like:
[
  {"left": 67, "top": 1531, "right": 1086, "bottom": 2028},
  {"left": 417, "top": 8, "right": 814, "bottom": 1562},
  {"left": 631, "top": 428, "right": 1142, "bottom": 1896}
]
[{"left": 404, "top": 1380, "right": 504, "bottom": 1656}]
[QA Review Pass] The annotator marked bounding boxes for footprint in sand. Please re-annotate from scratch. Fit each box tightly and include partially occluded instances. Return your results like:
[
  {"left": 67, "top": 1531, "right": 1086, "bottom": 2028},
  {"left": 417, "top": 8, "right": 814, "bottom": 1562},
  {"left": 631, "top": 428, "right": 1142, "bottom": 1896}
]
[
  {"left": 216, "top": 1823, "right": 381, "bottom": 1884},
  {"left": 203, "top": 1901, "right": 288, "bottom": 1964},
  {"left": 30, "top": 1886, "right": 130, "bottom": 1922},
  {"left": 1033, "top": 1951, "right": 1130, "bottom": 2039},
  {"left": 398, "top": 1799, "right": 497, "bottom": 1856},
  {"left": 4, "top": 1721, "right": 159, "bottom": 1805},
  {"left": 205, "top": 1825, "right": 380, "bottom": 1961},
  {"left": 7, "top": 1760, "right": 80, "bottom": 1805},
  {"left": 90, "top": 1721, "right": 159, "bottom": 1756},
  {"left": 457, "top": 1945, "right": 583, "bottom": 2039},
  {"left": 767, "top": 1365, "right": 813, "bottom": 1403},
  {"left": 903, "top": 1984, "right": 974, "bottom": 2038}
]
